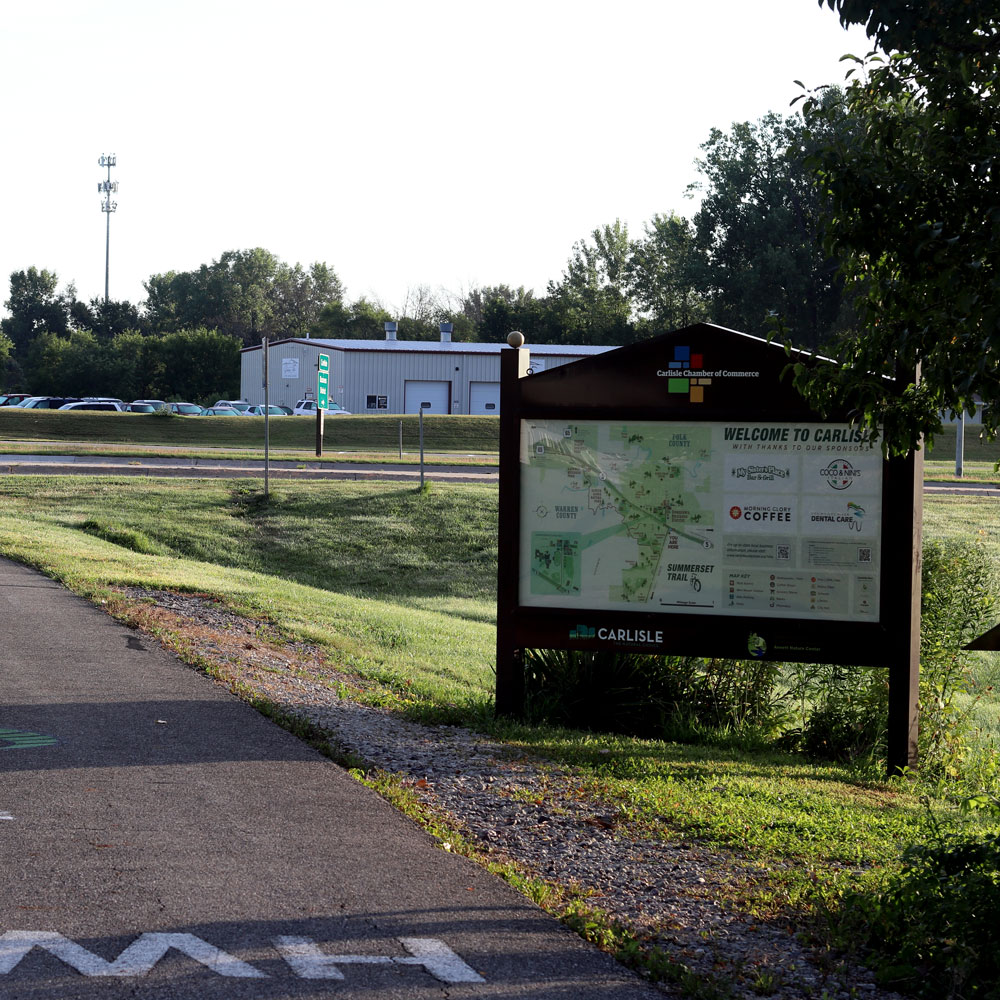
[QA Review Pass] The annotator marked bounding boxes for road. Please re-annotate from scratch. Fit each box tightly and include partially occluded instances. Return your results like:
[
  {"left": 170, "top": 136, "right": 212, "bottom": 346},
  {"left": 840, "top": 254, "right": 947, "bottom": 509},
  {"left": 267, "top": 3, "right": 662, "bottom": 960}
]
[
  {"left": 0, "top": 454, "right": 498, "bottom": 484},
  {"left": 4, "top": 455, "right": 997, "bottom": 493},
  {"left": 0, "top": 557, "right": 661, "bottom": 999}
]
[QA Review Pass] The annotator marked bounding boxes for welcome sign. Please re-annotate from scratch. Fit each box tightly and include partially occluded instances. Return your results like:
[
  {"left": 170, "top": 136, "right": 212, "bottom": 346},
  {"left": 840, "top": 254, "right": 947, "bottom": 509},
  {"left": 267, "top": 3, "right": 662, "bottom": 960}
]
[{"left": 495, "top": 323, "right": 922, "bottom": 772}]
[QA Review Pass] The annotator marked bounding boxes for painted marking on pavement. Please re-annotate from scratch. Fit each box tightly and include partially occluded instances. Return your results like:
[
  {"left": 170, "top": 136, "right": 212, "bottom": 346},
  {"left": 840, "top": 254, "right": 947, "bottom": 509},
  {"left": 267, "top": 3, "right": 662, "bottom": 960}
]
[
  {"left": 0, "top": 728, "right": 58, "bottom": 751},
  {"left": 274, "top": 936, "right": 486, "bottom": 982},
  {"left": 0, "top": 813, "right": 13, "bottom": 821},
  {"left": 0, "top": 931, "right": 486, "bottom": 983}
]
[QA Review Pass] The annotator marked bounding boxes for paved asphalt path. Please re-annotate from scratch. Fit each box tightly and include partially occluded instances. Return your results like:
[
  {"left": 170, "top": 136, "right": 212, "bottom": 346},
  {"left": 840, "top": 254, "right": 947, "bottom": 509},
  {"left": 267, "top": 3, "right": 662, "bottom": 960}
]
[{"left": 0, "top": 557, "right": 661, "bottom": 999}]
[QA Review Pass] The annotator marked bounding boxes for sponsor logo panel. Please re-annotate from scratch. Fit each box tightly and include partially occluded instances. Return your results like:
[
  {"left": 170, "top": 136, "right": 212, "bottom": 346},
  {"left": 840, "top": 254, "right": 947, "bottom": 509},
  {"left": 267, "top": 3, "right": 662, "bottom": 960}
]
[{"left": 723, "top": 496, "right": 796, "bottom": 534}]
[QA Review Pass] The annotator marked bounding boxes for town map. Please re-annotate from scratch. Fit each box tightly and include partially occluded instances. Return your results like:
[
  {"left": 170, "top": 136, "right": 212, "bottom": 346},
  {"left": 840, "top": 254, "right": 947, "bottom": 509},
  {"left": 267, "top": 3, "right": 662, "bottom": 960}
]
[{"left": 519, "top": 419, "right": 882, "bottom": 622}]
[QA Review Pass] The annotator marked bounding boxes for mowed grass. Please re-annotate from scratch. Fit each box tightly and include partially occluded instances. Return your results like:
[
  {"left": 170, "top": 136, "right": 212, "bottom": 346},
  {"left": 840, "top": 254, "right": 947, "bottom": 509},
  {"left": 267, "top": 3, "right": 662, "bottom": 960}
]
[
  {"left": 925, "top": 424, "right": 1000, "bottom": 482},
  {"left": 0, "top": 475, "right": 998, "bottom": 931},
  {"left": 0, "top": 409, "right": 499, "bottom": 454},
  {"left": 0, "top": 477, "right": 498, "bottom": 707}
]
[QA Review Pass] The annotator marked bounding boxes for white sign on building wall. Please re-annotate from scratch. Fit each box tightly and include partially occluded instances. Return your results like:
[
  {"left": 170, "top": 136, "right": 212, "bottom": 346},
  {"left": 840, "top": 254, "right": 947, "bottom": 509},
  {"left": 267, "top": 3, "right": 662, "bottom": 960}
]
[{"left": 282, "top": 358, "right": 300, "bottom": 379}]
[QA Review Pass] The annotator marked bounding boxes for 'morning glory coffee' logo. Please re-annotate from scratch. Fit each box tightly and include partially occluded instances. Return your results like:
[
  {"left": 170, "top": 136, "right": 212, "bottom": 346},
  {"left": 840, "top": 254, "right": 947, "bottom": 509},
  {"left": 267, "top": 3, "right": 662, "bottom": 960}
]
[{"left": 820, "top": 459, "right": 862, "bottom": 490}]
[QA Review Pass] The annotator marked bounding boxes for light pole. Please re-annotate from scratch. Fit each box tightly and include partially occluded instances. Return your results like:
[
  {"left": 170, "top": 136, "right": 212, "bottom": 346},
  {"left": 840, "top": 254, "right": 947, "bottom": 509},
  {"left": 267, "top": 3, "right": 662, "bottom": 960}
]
[{"left": 98, "top": 154, "right": 118, "bottom": 303}]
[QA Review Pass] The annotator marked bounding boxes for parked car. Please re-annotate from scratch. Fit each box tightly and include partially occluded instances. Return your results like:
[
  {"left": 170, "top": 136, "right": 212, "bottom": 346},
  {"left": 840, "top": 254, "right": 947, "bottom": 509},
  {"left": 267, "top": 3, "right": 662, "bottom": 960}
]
[
  {"left": 168, "top": 402, "right": 203, "bottom": 415},
  {"left": 131, "top": 399, "right": 168, "bottom": 411},
  {"left": 245, "top": 404, "right": 288, "bottom": 416},
  {"left": 293, "top": 399, "right": 351, "bottom": 415},
  {"left": 124, "top": 402, "right": 157, "bottom": 413},
  {"left": 58, "top": 401, "right": 124, "bottom": 411},
  {"left": 200, "top": 406, "right": 242, "bottom": 416},
  {"left": 0, "top": 393, "right": 32, "bottom": 406},
  {"left": 212, "top": 400, "right": 252, "bottom": 413},
  {"left": 274, "top": 404, "right": 293, "bottom": 415},
  {"left": 17, "top": 396, "right": 83, "bottom": 409}
]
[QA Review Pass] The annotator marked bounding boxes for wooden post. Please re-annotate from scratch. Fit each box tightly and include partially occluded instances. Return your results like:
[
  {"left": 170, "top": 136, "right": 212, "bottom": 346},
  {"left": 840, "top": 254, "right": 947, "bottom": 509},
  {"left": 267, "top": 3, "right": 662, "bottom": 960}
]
[
  {"left": 495, "top": 339, "right": 530, "bottom": 717},
  {"left": 886, "top": 440, "right": 922, "bottom": 775}
]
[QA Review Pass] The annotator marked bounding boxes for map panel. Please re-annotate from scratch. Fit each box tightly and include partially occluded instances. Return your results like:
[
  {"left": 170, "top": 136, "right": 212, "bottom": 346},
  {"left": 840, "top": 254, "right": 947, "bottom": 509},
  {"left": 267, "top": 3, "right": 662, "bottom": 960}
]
[{"left": 519, "top": 420, "right": 882, "bottom": 622}]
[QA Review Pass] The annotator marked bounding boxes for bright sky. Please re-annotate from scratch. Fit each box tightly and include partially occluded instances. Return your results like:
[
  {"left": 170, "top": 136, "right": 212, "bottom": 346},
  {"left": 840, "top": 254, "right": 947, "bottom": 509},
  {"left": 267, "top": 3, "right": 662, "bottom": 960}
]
[{"left": 0, "top": 1, "right": 872, "bottom": 317}]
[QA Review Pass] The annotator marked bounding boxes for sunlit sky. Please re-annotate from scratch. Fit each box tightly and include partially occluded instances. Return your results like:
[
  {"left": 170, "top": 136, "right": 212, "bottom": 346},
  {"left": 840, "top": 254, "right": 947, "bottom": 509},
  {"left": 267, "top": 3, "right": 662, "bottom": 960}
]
[{"left": 0, "top": 1, "right": 873, "bottom": 317}]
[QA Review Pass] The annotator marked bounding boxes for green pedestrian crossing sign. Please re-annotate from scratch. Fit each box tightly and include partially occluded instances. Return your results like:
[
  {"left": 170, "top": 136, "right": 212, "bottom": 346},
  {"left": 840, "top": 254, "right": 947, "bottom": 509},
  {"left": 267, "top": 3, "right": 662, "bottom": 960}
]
[{"left": 317, "top": 354, "right": 330, "bottom": 410}]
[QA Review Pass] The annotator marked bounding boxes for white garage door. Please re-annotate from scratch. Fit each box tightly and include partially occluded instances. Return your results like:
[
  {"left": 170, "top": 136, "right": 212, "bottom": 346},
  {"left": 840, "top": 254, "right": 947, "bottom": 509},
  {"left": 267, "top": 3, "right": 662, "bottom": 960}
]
[
  {"left": 469, "top": 381, "right": 500, "bottom": 414},
  {"left": 404, "top": 381, "right": 451, "bottom": 414}
]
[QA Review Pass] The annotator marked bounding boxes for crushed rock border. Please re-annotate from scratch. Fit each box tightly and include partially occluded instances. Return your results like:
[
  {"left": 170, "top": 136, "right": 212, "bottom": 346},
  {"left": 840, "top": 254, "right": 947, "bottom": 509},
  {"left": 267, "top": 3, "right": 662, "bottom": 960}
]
[{"left": 115, "top": 587, "right": 905, "bottom": 1000}]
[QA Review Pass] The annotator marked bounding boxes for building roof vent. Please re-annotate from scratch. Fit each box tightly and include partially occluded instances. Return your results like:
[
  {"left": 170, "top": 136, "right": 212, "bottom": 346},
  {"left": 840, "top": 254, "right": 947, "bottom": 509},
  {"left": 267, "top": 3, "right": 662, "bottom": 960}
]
[
  {"left": 439, "top": 322, "right": 453, "bottom": 343},
  {"left": 384, "top": 321, "right": 397, "bottom": 341}
]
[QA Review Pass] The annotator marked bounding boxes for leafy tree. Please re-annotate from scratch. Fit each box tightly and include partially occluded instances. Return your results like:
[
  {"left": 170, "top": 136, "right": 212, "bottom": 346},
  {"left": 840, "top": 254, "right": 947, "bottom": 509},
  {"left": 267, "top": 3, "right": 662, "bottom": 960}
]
[
  {"left": 546, "top": 221, "right": 635, "bottom": 345},
  {"left": 143, "top": 249, "right": 343, "bottom": 344},
  {"left": 0, "top": 328, "right": 14, "bottom": 380},
  {"left": 310, "top": 297, "right": 394, "bottom": 339},
  {"left": 794, "top": 1, "right": 1000, "bottom": 453},
  {"left": 154, "top": 328, "right": 241, "bottom": 401},
  {"left": 458, "top": 285, "right": 546, "bottom": 343},
  {"left": 690, "top": 111, "right": 847, "bottom": 350},
  {"left": 2, "top": 268, "right": 72, "bottom": 351},
  {"left": 70, "top": 297, "right": 146, "bottom": 339},
  {"left": 626, "top": 212, "right": 709, "bottom": 333}
]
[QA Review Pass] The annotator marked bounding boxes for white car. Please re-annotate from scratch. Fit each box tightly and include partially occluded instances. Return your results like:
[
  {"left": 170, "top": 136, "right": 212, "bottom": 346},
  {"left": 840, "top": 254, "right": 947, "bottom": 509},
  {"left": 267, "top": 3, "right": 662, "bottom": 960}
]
[
  {"left": 293, "top": 399, "right": 351, "bottom": 415},
  {"left": 213, "top": 400, "right": 252, "bottom": 414},
  {"left": 58, "top": 400, "right": 124, "bottom": 411},
  {"left": 245, "top": 404, "right": 288, "bottom": 416}
]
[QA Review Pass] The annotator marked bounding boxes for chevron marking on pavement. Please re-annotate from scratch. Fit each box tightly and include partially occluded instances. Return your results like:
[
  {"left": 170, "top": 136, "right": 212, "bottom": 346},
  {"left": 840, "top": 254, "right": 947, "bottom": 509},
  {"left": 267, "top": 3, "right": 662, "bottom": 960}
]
[
  {"left": 0, "top": 728, "right": 58, "bottom": 750},
  {"left": 0, "top": 931, "right": 486, "bottom": 983},
  {"left": 274, "top": 935, "right": 486, "bottom": 983}
]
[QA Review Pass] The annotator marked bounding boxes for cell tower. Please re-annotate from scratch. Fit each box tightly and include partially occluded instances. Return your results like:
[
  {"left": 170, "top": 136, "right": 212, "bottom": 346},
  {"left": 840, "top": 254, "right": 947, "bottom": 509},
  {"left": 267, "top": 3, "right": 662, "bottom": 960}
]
[{"left": 97, "top": 154, "right": 118, "bottom": 303}]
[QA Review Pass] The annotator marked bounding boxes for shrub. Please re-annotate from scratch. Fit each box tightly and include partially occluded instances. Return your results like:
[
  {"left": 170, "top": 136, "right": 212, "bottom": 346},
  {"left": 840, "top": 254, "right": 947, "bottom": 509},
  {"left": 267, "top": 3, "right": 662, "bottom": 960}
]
[
  {"left": 521, "top": 648, "right": 785, "bottom": 742},
  {"left": 780, "top": 538, "right": 997, "bottom": 767},
  {"left": 836, "top": 822, "right": 1000, "bottom": 999},
  {"left": 918, "top": 539, "right": 998, "bottom": 781}
]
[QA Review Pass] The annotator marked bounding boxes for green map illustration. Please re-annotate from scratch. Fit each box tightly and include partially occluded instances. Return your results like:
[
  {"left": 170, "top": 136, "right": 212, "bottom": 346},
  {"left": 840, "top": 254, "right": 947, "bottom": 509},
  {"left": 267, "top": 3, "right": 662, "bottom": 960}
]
[{"left": 522, "top": 421, "right": 715, "bottom": 608}]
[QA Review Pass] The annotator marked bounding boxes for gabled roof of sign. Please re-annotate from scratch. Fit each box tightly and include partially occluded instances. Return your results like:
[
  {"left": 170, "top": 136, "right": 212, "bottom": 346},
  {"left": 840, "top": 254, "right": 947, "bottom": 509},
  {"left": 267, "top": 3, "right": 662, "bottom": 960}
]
[
  {"left": 515, "top": 322, "right": 833, "bottom": 419},
  {"left": 241, "top": 338, "right": 615, "bottom": 356}
]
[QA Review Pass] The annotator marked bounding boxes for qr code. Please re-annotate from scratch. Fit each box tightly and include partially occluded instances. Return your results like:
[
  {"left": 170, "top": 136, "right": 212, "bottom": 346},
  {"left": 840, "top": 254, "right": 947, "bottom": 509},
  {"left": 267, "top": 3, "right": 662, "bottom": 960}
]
[
  {"left": 776, "top": 544, "right": 791, "bottom": 560},
  {"left": 858, "top": 547, "right": 872, "bottom": 563}
]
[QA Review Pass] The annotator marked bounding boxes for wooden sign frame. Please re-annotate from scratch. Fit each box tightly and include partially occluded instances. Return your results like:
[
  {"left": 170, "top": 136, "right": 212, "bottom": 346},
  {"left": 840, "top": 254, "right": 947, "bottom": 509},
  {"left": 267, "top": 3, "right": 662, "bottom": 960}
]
[{"left": 495, "top": 325, "right": 921, "bottom": 773}]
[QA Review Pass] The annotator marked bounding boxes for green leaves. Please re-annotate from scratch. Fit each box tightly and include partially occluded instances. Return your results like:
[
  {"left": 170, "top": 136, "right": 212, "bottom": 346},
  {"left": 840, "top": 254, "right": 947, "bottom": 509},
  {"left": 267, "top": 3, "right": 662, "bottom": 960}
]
[{"left": 796, "top": 3, "right": 1000, "bottom": 455}]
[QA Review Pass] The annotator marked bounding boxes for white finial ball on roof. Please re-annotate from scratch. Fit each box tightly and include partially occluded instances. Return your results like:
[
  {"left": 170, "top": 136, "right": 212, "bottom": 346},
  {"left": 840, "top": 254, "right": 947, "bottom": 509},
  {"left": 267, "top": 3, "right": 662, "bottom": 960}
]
[{"left": 506, "top": 331, "right": 525, "bottom": 348}]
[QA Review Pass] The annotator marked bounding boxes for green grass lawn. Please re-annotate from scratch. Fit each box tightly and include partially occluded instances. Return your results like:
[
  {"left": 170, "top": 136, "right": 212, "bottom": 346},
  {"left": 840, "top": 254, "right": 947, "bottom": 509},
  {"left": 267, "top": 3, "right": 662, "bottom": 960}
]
[
  {"left": 0, "top": 409, "right": 500, "bottom": 454},
  {"left": 0, "top": 474, "right": 997, "bottom": 973},
  {"left": 925, "top": 424, "right": 1000, "bottom": 482}
]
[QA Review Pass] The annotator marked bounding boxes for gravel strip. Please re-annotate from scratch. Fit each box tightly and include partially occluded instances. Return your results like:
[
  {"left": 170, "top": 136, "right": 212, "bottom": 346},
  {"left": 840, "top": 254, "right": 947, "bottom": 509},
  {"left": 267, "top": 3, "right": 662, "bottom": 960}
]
[{"left": 118, "top": 587, "right": 905, "bottom": 1000}]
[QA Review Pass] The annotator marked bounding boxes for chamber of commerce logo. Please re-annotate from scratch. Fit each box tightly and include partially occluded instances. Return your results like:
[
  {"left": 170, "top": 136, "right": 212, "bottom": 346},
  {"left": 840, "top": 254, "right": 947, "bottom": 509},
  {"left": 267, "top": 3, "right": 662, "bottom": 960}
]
[
  {"left": 747, "top": 633, "right": 767, "bottom": 658},
  {"left": 664, "top": 346, "right": 710, "bottom": 403},
  {"left": 820, "top": 459, "right": 862, "bottom": 490},
  {"left": 569, "top": 624, "right": 595, "bottom": 640}
]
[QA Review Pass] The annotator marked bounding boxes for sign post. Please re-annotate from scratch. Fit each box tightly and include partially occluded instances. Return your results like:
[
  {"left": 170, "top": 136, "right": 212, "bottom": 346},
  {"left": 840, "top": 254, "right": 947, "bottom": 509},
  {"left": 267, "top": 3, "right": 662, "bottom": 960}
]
[
  {"left": 316, "top": 353, "right": 329, "bottom": 457},
  {"left": 495, "top": 323, "right": 921, "bottom": 774}
]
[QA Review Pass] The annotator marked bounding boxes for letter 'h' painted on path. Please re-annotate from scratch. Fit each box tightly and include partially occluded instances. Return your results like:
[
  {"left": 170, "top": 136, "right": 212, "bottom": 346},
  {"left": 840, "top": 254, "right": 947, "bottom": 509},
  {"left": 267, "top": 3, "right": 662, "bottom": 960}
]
[{"left": 0, "top": 931, "right": 485, "bottom": 983}]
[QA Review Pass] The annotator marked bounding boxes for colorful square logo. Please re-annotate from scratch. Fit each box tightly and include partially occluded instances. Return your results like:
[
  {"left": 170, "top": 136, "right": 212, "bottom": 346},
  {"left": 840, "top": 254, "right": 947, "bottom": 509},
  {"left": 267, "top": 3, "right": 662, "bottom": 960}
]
[{"left": 666, "top": 346, "right": 711, "bottom": 403}]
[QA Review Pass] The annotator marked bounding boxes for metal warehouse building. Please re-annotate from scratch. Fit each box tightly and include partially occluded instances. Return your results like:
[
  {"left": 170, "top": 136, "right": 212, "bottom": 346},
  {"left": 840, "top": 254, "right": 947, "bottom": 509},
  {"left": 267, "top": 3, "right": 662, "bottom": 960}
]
[{"left": 240, "top": 325, "right": 612, "bottom": 415}]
